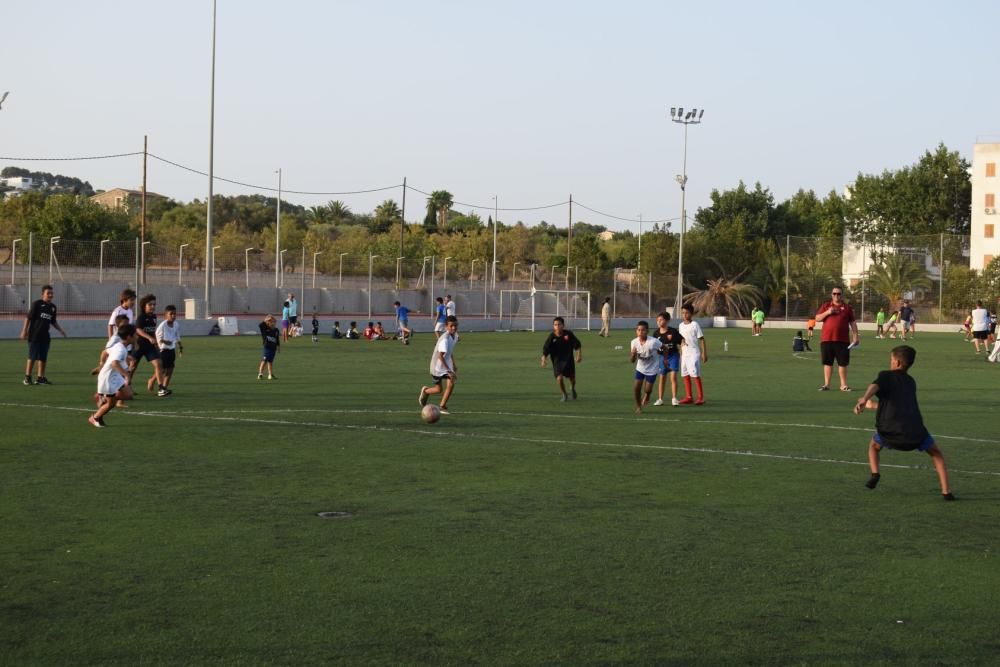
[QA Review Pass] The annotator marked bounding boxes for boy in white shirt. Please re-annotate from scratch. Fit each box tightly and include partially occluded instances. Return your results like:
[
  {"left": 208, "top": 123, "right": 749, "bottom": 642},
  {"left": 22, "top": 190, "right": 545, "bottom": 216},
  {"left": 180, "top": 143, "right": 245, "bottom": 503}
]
[
  {"left": 629, "top": 320, "right": 662, "bottom": 414},
  {"left": 418, "top": 316, "right": 459, "bottom": 415},
  {"left": 91, "top": 313, "right": 130, "bottom": 375},
  {"left": 677, "top": 304, "right": 708, "bottom": 405},
  {"left": 108, "top": 289, "right": 136, "bottom": 337},
  {"left": 156, "top": 304, "right": 183, "bottom": 392},
  {"left": 90, "top": 324, "right": 137, "bottom": 428}
]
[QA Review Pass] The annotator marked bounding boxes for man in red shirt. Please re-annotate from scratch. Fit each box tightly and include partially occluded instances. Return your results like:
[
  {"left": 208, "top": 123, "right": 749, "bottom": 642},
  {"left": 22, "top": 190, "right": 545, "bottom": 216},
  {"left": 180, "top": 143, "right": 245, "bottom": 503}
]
[{"left": 815, "top": 286, "right": 860, "bottom": 392}]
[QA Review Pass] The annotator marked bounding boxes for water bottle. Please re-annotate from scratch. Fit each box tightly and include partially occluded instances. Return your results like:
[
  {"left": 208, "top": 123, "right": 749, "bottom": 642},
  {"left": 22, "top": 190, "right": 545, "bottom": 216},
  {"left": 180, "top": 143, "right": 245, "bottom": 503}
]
[{"left": 724, "top": 339, "right": 729, "bottom": 352}]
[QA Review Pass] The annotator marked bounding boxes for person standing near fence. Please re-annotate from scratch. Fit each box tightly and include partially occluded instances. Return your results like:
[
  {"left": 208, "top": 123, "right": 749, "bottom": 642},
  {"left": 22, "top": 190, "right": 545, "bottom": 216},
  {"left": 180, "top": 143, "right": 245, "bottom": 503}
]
[
  {"left": 898, "top": 300, "right": 914, "bottom": 341},
  {"left": 815, "top": 286, "right": 860, "bottom": 392},
  {"left": 445, "top": 294, "right": 456, "bottom": 318},
  {"left": 599, "top": 297, "right": 611, "bottom": 337},
  {"left": 20, "top": 284, "right": 67, "bottom": 386},
  {"left": 287, "top": 293, "right": 298, "bottom": 329}
]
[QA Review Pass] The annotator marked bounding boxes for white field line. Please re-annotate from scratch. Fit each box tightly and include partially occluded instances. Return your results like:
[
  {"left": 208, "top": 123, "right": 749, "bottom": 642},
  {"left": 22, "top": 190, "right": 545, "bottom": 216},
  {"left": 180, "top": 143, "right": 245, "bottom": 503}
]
[{"left": 3, "top": 402, "right": 999, "bottom": 478}]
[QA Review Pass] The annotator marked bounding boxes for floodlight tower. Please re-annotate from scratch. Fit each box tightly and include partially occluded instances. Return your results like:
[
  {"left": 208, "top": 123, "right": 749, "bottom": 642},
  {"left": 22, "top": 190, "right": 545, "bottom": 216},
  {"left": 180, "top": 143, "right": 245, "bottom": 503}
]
[{"left": 669, "top": 106, "right": 704, "bottom": 313}]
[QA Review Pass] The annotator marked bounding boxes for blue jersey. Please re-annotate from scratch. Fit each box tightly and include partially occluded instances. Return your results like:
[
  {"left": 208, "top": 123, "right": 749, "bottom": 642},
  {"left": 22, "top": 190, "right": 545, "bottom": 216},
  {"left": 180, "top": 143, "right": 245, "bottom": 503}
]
[
  {"left": 396, "top": 306, "right": 409, "bottom": 321},
  {"left": 436, "top": 304, "right": 446, "bottom": 323}
]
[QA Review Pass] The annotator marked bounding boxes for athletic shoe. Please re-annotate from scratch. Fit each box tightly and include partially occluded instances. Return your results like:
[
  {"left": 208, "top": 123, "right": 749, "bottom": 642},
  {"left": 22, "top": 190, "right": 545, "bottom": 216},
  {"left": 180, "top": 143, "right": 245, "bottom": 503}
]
[
  {"left": 418, "top": 388, "right": 428, "bottom": 407},
  {"left": 157, "top": 388, "right": 172, "bottom": 397},
  {"left": 23, "top": 377, "right": 32, "bottom": 386},
  {"left": 818, "top": 385, "right": 830, "bottom": 391},
  {"left": 943, "top": 492, "right": 956, "bottom": 501},
  {"left": 438, "top": 407, "right": 450, "bottom": 415},
  {"left": 35, "top": 377, "right": 52, "bottom": 385},
  {"left": 560, "top": 394, "right": 568, "bottom": 402},
  {"left": 257, "top": 374, "right": 263, "bottom": 380},
  {"left": 97, "top": 417, "right": 107, "bottom": 427},
  {"left": 88, "top": 415, "right": 105, "bottom": 428},
  {"left": 268, "top": 375, "right": 275, "bottom": 380},
  {"left": 694, "top": 398, "right": 705, "bottom": 406},
  {"left": 865, "top": 474, "right": 880, "bottom": 489},
  {"left": 840, "top": 386, "right": 851, "bottom": 392},
  {"left": 572, "top": 388, "right": 577, "bottom": 400},
  {"left": 653, "top": 398, "right": 664, "bottom": 406},
  {"left": 678, "top": 396, "right": 693, "bottom": 405},
  {"left": 671, "top": 398, "right": 680, "bottom": 406}
]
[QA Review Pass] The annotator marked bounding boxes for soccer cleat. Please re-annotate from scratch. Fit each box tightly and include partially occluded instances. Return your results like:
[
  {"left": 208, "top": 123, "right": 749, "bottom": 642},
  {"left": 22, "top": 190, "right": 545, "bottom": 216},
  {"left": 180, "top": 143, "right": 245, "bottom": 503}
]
[
  {"left": 943, "top": 492, "right": 956, "bottom": 501},
  {"left": 97, "top": 417, "right": 107, "bottom": 427},
  {"left": 840, "top": 386, "right": 851, "bottom": 392},
  {"left": 818, "top": 385, "right": 830, "bottom": 391},
  {"left": 35, "top": 377, "right": 52, "bottom": 385},
  {"left": 23, "top": 377, "right": 32, "bottom": 386},
  {"left": 88, "top": 415, "right": 105, "bottom": 428},
  {"left": 865, "top": 473, "right": 880, "bottom": 489},
  {"left": 418, "top": 388, "right": 428, "bottom": 407},
  {"left": 678, "top": 396, "right": 693, "bottom": 405},
  {"left": 653, "top": 398, "right": 664, "bottom": 406},
  {"left": 438, "top": 406, "right": 450, "bottom": 415},
  {"left": 671, "top": 398, "right": 680, "bottom": 406},
  {"left": 157, "top": 388, "right": 172, "bottom": 397}
]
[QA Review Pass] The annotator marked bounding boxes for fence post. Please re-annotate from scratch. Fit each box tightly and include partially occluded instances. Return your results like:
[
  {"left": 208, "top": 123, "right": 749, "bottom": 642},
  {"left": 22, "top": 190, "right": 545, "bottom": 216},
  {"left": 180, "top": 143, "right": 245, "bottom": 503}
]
[
  {"left": 784, "top": 235, "right": 790, "bottom": 321},
  {"left": 27, "top": 232, "right": 33, "bottom": 299},
  {"left": 647, "top": 272, "right": 652, "bottom": 319},
  {"left": 939, "top": 233, "right": 944, "bottom": 323},
  {"left": 134, "top": 238, "right": 139, "bottom": 289}
]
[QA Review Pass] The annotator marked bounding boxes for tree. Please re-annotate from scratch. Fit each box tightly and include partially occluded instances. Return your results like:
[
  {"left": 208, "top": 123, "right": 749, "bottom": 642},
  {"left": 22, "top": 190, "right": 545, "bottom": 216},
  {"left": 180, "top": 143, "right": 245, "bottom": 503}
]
[
  {"left": 760, "top": 256, "right": 787, "bottom": 317},
  {"left": 371, "top": 199, "right": 401, "bottom": 234},
  {"left": 866, "top": 254, "right": 932, "bottom": 306},
  {"left": 684, "top": 273, "right": 762, "bottom": 317},
  {"left": 427, "top": 190, "right": 454, "bottom": 231}
]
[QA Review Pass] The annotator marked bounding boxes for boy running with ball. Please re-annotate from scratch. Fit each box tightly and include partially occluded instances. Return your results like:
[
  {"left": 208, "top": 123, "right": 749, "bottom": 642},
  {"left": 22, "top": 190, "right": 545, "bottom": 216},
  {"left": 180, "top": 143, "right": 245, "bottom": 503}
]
[
  {"left": 678, "top": 304, "right": 708, "bottom": 405},
  {"left": 853, "top": 345, "right": 954, "bottom": 500},
  {"left": 541, "top": 316, "right": 582, "bottom": 401},
  {"left": 419, "top": 315, "right": 458, "bottom": 414},
  {"left": 629, "top": 320, "right": 662, "bottom": 414}
]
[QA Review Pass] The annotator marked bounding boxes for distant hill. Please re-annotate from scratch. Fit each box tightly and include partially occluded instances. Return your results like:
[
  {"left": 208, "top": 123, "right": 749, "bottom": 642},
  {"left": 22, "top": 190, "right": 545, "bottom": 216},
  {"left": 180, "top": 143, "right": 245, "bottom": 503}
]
[{"left": 1, "top": 166, "right": 95, "bottom": 196}]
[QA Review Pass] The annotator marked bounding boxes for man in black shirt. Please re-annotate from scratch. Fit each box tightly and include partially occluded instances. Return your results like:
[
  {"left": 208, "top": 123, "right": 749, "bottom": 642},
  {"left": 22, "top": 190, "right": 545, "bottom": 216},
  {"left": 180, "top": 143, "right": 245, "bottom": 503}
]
[
  {"left": 19, "top": 284, "right": 67, "bottom": 385},
  {"left": 541, "top": 316, "right": 582, "bottom": 401},
  {"left": 853, "top": 345, "right": 954, "bottom": 500},
  {"left": 898, "top": 300, "right": 914, "bottom": 340}
]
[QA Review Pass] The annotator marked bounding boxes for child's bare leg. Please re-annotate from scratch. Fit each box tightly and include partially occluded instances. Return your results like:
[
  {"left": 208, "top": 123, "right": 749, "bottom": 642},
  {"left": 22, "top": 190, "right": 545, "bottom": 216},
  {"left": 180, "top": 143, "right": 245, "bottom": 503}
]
[
  {"left": 24, "top": 359, "right": 34, "bottom": 377},
  {"left": 161, "top": 368, "right": 174, "bottom": 388},
  {"left": 926, "top": 444, "right": 952, "bottom": 496},
  {"left": 633, "top": 380, "right": 644, "bottom": 413},
  {"left": 670, "top": 372, "right": 678, "bottom": 400},
  {"left": 556, "top": 376, "right": 566, "bottom": 396},
  {"left": 439, "top": 378, "right": 455, "bottom": 408},
  {"left": 642, "top": 381, "right": 653, "bottom": 406},
  {"left": 657, "top": 375, "right": 666, "bottom": 401},
  {"left": 866, "top": 439, "right": 881, "bottom": 488}
]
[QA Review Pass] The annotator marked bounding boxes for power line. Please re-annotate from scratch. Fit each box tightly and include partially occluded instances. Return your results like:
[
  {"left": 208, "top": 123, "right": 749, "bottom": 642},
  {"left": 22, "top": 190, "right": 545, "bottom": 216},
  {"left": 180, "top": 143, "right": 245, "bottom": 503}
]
[
  {"left": 572, "top": 200, "right": 677, "bottom": 225},
  {"left": 405, "top": 184, "right": 568, "bottom": 212},
  {"left": 0, "top": 152, "right": 144, "bottom": 161}
]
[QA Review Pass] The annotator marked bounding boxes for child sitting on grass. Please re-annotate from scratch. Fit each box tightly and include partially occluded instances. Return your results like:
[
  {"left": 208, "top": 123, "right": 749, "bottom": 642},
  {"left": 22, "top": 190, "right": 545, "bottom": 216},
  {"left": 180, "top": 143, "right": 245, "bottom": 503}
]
[{"left": 792, "top": 330, "right": 812, "bottom": 352}]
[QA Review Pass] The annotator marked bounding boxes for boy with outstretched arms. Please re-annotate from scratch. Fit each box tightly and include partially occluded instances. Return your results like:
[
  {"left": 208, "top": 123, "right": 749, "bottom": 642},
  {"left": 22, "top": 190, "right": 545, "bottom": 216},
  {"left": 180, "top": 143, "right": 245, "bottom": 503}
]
[
  {"left": 630, "top": 320, "right": 662, "bottom": 414},
  {"left": 541, "top": 316, "right": 582, "bottom": 401},
  {"left": 654, "top": 311, "right": 681, "bottom": 406},
  {"left": 89, "top": 324, "right": 138, "bottom": 428},
  {"left": 853, "top": 345, "right": 954, "bottom": 500},
  {"left": 419, "top": 315, "right": 458, "bottom": 414},
  {"left": 678, "top": 304, "right": 708, "bottom": 405}
]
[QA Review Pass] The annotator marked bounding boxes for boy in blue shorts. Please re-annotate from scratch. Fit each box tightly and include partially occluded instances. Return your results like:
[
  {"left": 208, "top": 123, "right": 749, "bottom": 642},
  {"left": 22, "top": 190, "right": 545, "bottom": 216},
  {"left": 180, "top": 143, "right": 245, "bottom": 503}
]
[
  {"left": 393, "top": 301, "right": 412, "bottom": 344},
  {"left": 853, "top": 345, "right": 954, "bottom": 500},
  {"left": 654, "top": 311, "right": 681, "bottom": 406},
  {"left": 257, "top": 315, "right": 280, "bottom": 379},
  {"left": 629, "top": 320, "right": 662, "bottom": 414}
]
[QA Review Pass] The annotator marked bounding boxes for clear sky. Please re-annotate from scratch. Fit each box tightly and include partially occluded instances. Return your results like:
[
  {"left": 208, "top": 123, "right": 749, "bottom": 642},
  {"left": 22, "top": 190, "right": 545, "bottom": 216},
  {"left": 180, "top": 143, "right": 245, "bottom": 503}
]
[{"left": 2, "top": 0, "right": 998, "bottom": 232}]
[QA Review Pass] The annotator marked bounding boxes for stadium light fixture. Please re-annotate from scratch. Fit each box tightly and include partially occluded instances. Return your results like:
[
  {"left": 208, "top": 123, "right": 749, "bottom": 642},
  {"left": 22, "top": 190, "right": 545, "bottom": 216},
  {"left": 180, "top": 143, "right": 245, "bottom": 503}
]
[
  {"left": 669, "top": 104, "right": 705, "bottom": 313},
  {"left": 338, "top": 252, "right": 349, "bottom": 288},
  {"left": 48, "top": 236, "right": 60, "bottom": 284},
  {"left": 179, "top": 243, "right": 190, "bottom": 286}
]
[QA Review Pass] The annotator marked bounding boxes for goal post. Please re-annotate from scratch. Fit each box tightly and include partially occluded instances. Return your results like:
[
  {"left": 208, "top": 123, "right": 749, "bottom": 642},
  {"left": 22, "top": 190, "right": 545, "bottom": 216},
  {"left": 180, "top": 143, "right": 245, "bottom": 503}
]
[{"left": 499, "top": 289, "right": 591, "bottom": 332}]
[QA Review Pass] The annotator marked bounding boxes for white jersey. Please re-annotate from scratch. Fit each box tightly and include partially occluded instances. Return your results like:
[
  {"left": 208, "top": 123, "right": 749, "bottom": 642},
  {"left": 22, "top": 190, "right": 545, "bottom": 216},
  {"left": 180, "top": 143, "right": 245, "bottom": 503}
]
[
  {"left": 98, "top": 340, "right": 129, "bottom": 395},
  {"left": 631, "top": 336, "right": 662, "bottom": 376},
  {"left": 104, "top": 334, "right": 121, "bottom": 350},
  {"left": 679, "top": 320, "right": 704, "bottom": 356},
  {"left": 108, "top": 305, "right": 133, "bottom": 327},
  {"left": 445, "top": 299, "right": 456, "bottom": 317},
  {"left": 156, "top": 320, "right": 181, "bottom": 350},
  {"left": 430, "top": 332, "right": 457, "bottom": 376},
  {"left": 971, "top": 307, "right": 989, "bottom": 332}
]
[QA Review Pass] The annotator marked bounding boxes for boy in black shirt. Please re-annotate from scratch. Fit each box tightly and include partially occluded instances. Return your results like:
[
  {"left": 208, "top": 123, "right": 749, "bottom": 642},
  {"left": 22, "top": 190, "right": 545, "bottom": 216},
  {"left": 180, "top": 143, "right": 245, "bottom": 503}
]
[
  {"left": 258, "top": 315, "right": 280, "bottom": 379},
  {"left": 654, "top": 311, "right": 682, "bottom": 406},
  {"left": 853, "top": 345, "right": 954, "bottom": 500},
  {"left": 131, "top": 294, "right": 169, "bottom": 396},
  {"left": 311, "top": 313, "right": 320, "bottom": 342},
  {"left": 20, "top": 284, "right": 67, "bottom": 385},
  {"left": 541, "top": 316, "right": 582, "bottom": 401}
]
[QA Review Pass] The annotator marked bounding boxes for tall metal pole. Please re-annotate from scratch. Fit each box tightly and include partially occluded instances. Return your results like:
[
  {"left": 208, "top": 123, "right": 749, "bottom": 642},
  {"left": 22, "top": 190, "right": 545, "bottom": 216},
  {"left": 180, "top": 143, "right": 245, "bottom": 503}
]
[
  {"left": 99, "top": 239, "right": 108, "bottom": 284},
  {"left": 275, "top": 168, "right": 282, "bottom": 288},
  {"left": 638, "top": 213, "right": 643, "bottom": 273},
  {"left": 179, "top": 243, "right": 189, "bottom": 286},
  {"left": 567, "top": 194, "right": 573, "bottom": 272},
  {"left": 27, "top": 232, "right": 33, "bottom": 298},
  {"left": 492, "top": 195, "right": 498, "bottom": 289},
  {"left": 313, "top": 251, "right": 323, "bottom": 289},
  {"left": 141, "top": 134, "right": 148, "bottom": 285},
  {"left": 300, "top": 246, "right": 305, "bottom": 297},
  {"left": 246, "top": 247, "right": 254, "bottom": 288},
  {"left": 205, "top": 0, "right": 217, "bottom": 319},
  {"left": 939, "top": 232, "right": 944, "bottom": 323},
  {"left": 784, "top": 235, "right": 790, "bottom": 321},
  {"left": 11, "top": 238, "right": 21, "bottom": 286},
  {"left": 670, "top": 107, "right": 704, "bottom": 312},
  {"left": 400, "top": 176, "right": 406, "bottom": 259}
]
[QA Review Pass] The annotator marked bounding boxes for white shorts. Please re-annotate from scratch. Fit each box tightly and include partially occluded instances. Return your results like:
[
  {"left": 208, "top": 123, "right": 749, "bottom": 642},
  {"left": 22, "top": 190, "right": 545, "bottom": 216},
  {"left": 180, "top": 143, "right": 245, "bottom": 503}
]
[
  {"left": 681, "top": 353, "right": 701, "bottom": 378},
  {"left": 434, "top": 322, "right": 445, "bottom": 333},
  {"left": 97, "top": 370, "right": 127, "bottom": 396}
]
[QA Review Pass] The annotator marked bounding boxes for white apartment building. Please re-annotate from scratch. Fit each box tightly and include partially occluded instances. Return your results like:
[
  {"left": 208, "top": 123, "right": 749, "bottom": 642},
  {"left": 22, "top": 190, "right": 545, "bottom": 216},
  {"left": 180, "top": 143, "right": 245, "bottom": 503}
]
[
  {"left": 1, "top": 176, "right": 33, "bottom": 190},
  {"left": 970, "top": 142, "right": 1000, "bottom": 270}
]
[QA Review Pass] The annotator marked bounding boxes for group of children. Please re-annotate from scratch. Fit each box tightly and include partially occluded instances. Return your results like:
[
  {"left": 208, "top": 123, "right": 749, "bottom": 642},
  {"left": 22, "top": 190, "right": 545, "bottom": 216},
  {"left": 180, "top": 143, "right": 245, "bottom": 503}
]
[{"left": 88, "top": 289, "right": 183, "bottom": 428}]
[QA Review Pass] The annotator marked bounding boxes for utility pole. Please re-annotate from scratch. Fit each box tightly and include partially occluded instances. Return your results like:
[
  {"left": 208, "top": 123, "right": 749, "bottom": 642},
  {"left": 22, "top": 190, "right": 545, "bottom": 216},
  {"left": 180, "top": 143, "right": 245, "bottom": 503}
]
[
  {"left": 400, "top": 176, "right": 406, "bottom": 261},
  {"left": 566, "top": 194, "right": 573, "bottom": 273},
  {"left": 275, "top": 168, "right": 282, "bottom": 288},
  {"left": 141, "top": 134, "right": 148, "bottom": 284},
  {"left": 205, "top": 0, "right": 217, "bottom": 319}
]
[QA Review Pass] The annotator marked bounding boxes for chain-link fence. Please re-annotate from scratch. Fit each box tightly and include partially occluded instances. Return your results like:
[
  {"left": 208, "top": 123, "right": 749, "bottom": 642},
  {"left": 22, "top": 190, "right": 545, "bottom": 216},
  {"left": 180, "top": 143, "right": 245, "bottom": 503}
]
[{"left": 0, "top": 233, "right": 982, "bottom": 321}]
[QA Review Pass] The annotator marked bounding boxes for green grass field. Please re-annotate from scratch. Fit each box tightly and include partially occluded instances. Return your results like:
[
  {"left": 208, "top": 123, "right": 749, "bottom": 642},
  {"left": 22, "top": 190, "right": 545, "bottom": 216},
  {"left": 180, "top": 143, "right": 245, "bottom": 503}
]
[{"left": 2, "top": 327, "right": 999, "bottom": 665}]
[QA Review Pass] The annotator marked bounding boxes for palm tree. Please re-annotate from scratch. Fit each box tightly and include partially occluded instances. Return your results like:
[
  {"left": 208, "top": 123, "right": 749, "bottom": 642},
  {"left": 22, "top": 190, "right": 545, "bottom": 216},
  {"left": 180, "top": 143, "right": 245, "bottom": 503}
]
[
  {"left": 866, "top": 254, "right": 932, "bottom": 305},
  {"left": 760, "top": 255, "right": 787, "bottom": 317},
  {"left": 326, "top": 200, "right": 352, "bottom": 223},
  {"left": 427, "top": 190, "right": 454, "bottom": 230},
  {"left": 372, "top": 199, "right": 402, "bottom": 234},
  {"left": 790, "top": 254, "right": 839, "bottom": 314},
  {"left": 685, "top": 276, "right": 762, "bottom": 317},
  {"left": 305, "top": 205, "right": 330, "bottom": 225}
]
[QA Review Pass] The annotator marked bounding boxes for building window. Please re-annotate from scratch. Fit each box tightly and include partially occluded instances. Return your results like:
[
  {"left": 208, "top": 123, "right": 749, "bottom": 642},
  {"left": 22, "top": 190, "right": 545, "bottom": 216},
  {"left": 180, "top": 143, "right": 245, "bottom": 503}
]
[
  {"left": 987, "top": 224, "right": 995, "bottom": 239},
  {"left": 988, "top": 163, "right": 997, "bottom": 177},
  {"left": 987, "top": 193, "right": 996, "bottom": 208},
  {"left": 986, "top": 255, "right": 995, "bottom": 266}
]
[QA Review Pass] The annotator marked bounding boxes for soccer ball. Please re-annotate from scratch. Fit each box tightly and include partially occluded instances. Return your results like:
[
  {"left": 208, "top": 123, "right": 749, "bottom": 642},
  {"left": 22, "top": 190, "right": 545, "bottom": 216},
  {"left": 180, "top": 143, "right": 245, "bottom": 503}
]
[{"left": 421, "top": 404, "right": 441, "bottom": 424}]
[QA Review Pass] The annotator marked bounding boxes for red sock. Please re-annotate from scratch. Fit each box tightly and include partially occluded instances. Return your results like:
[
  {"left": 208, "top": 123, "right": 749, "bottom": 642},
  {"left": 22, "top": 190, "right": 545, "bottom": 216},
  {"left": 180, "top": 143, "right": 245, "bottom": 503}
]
[
  {"left": 683, "top": 376, "right": 692, "bottom": 398},
  {"left": 695, "top": 377, "right": 704, "bottom": 400}
]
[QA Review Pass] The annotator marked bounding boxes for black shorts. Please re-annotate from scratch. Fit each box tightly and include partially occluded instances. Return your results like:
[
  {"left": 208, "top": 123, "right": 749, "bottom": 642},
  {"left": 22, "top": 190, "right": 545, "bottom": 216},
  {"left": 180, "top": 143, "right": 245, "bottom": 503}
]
[
  {"left": 820, "top": 341, "right": 850, "bottom": 367},
  {"left": 289, "top": 315, "right": 298, "bottom": 325},
  {"left": 973, "top": 330, "right": 988, "bottom": 340},
  {"left": 431, "top": 374, "right": 452, "bottom": 386},
  {"left": 552, "top": 359, "right": 576, "bottom": 378},
  {"left": 27, "top": 338, "right": 51, "bottom": 362},
  {"left": 160, "top": 348, "right": 177, "bottom": 370},
  {"left": 131, "top": 344, "right": 161, "bottom": 363}
]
